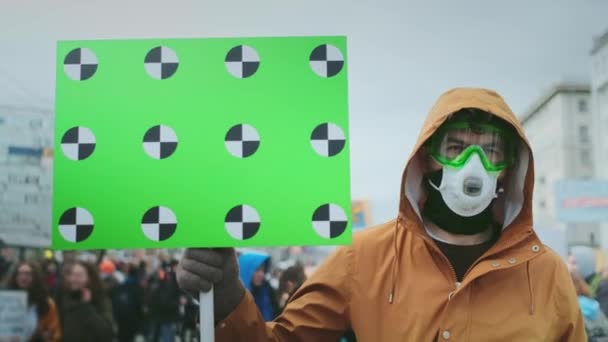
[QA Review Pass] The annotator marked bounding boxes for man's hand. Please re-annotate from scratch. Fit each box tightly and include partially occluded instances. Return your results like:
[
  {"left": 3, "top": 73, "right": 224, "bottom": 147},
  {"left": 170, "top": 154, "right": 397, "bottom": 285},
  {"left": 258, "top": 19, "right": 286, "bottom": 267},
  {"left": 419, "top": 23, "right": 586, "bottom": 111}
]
[{"left": 177, "top": 248, "right": 246, "bottom": 321}]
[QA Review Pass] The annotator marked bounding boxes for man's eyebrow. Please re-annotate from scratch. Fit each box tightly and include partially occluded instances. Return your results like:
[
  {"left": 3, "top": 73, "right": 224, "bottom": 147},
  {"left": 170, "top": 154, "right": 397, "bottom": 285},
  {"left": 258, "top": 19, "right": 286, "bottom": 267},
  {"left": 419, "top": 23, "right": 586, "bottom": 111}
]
[
  {"left": 446, "top": 137, "right": 465, "bottom": 144},
  {"left": 482, "top": 142, "right": 504, "bottom": 149}
]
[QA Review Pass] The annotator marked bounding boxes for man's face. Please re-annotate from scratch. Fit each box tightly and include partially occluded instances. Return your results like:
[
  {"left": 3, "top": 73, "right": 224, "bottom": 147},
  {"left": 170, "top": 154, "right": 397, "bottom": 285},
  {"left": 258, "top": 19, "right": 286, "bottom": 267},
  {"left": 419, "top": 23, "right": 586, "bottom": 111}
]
[
  {"left": 426, "top": 128, "right": 509, "bottom": 181},
  {"left": 252, "top": 265, "right": 265, "bottom": 287}
]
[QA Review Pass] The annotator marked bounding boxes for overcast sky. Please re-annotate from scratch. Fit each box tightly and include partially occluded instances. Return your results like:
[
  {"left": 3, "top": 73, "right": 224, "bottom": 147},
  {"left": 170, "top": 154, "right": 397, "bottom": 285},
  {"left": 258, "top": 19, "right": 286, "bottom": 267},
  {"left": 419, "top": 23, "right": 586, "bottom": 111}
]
[{"left": 1, "top": 0, "right": 607, "bottom": 223}]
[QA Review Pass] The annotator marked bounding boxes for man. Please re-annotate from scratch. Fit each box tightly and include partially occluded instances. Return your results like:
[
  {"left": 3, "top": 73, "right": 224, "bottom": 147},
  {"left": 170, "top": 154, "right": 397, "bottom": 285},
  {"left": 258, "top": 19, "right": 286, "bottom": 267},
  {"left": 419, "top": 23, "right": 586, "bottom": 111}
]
[
  {"left": 111, "top": 264, "right": 144, "bottom": 342},
  {"left": 237, "top": 251, "right": 279, "bottom": 321},
  {"left": 177, "top": 88, "right": 585, "bottom": 340},
  {"left": 147, "top": 261, "right": 181, "bottom": 342},
  {"left": 277, "top": 263, "right": 307, "bottom": 312}
]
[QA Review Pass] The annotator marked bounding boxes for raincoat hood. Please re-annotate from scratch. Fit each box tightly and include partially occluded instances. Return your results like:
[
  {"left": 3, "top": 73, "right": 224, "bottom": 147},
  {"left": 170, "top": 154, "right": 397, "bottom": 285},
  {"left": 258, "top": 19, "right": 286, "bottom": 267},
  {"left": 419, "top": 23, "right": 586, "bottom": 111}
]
[
  {"left": 400, "top": 87, "right": 533, "bottom": 235},
  {"left": 238, "top": 251, "right": 271, "bottom": 291}
]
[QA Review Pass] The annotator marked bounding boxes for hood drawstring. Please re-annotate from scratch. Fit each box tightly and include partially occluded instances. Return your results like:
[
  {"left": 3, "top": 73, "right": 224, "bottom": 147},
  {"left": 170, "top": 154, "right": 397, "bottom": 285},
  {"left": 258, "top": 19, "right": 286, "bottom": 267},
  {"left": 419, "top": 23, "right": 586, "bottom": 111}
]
[
  {"left": 526, "top": 260, "right": 535, "bottom": 315},
  {"left": 389, "top": 217, "right": 401, "bottom": 304}
]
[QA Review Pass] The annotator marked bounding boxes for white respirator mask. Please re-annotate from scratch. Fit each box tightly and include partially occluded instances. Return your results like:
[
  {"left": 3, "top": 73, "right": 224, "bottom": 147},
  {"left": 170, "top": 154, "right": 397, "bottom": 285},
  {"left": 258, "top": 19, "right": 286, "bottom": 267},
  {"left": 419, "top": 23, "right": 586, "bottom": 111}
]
[{"left": 428, "top": 152, "right": 502, "bottom": 217}]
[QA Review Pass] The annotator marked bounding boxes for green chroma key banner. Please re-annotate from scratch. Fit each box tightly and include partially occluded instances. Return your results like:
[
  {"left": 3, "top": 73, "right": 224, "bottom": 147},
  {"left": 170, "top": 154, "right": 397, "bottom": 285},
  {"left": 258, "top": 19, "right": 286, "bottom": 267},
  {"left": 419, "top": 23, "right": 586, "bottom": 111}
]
[{"left": 53, "top": 36, "right": 351, "bottom": 250}]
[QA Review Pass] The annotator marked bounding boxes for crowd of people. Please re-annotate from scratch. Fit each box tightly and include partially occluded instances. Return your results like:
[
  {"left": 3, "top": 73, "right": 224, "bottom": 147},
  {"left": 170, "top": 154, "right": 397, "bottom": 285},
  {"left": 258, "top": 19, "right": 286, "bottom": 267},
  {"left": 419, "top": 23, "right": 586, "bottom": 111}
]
[
  {"left": 0, "top": 246, "right": 312, "bottom": 342},
  {"left": 5, "top": 244, "right": 608, "bottom": 341}
]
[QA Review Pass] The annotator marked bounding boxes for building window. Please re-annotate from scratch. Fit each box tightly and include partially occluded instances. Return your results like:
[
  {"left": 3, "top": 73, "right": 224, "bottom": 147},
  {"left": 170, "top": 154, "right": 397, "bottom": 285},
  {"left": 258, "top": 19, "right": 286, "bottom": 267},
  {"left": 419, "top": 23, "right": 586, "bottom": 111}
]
[
  {"left": 581, "top": 149, "right": 591, "bottom": 165},
  {"left": 578, "top": 99, "right": 588, "bottom": 113},
  {"left": 579, "top": 125, "right": 590, "bottom": 144}
]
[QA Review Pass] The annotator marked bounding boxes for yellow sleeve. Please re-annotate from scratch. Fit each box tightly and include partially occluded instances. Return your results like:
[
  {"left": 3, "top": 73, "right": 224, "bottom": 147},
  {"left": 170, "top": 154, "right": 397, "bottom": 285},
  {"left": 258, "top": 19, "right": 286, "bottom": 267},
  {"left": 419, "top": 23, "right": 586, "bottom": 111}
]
[{"left": 216, "top": 246, "right": 353, "bottom": 341}]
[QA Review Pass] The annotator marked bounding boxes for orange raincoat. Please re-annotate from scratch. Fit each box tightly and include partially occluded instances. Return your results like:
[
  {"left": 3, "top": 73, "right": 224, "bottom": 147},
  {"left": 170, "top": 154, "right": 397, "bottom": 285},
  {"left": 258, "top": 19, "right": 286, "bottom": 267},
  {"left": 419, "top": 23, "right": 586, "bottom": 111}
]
[{"left": 216, "top": 88, "right": 586, "bottom": 341}]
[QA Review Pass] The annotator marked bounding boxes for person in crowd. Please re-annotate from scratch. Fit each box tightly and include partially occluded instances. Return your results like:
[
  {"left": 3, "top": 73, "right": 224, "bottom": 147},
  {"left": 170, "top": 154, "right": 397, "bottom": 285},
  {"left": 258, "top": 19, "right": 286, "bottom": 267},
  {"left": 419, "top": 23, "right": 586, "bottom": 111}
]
[
  {"left": 571, "top": 269, "right": 608, "bottom": 341},
  {"left": 7, "top": 261, "right": 61, "bottom": 342},
  {"left": 177, "top": 88, "right": 585, "bottom": 341},
  {"left": 571, "top": 245, "right": 608, "bottom": 316},
  {"left": 277, "top": 264, "right": 307, "bottom": 312},
  {"left": 41, "top": 260, "right": 60, "bottom": 299},
  {"left": 147, "top": 260, "right": 181, "bottom": 342},
  {"left": 601, "top": 262, "right": 608, "bottom": 310},
  {"left": 99, "top": 258, "right": 120, "bottom": 293},
  {"left": 111, "top": 263, "right": 144, "bottom": 342},
  {"left": 0, "top": 239, "right": 14, "bottom": 287},
  {"left": 57, "top": 261, "right": 114, "bottom": 342},
  {"left": 237, "top": 251, "right": 279, "bottom": 322},
  {"left": 180, "top": 294, "right": 200, "bottom": 342},
  {"left": 570, "top": 246, "right": 602, "bottom": 295}
]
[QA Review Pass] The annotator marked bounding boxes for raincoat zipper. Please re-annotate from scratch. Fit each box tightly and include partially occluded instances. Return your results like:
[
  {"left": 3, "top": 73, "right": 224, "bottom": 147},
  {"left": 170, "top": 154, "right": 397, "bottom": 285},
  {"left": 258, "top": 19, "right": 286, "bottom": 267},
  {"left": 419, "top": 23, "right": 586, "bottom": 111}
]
[
  {"left": 460, "top": 230, "right": 533, "bottom": 280},
  {"left": 420, "top": 228, "right": 532, "bottom": 291}
]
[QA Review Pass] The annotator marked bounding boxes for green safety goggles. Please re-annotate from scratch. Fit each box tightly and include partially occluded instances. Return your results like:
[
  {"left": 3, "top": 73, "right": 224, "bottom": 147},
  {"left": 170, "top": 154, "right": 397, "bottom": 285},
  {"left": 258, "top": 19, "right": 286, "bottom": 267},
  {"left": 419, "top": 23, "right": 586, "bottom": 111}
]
[{"left": 427, "top": 121, "right": 517, "bottom": 172}]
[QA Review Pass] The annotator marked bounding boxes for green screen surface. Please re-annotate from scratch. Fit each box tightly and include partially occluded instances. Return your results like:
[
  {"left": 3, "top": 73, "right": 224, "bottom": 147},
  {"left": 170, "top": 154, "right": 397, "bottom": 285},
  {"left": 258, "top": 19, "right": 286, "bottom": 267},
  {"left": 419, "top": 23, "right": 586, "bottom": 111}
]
[{"left": 53, "top": 36, "right": 351, "bottom": 250}]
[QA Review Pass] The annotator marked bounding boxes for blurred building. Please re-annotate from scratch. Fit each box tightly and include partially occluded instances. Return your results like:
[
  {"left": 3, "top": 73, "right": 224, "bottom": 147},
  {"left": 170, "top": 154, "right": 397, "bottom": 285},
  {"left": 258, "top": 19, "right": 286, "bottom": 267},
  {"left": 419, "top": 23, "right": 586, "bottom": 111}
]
[
  {"left": 0, "top": 105, "right": 53, "bottom": 247},
  {"left": 591, "top": 31, "right": 608, "bottom": 174},
  {"left": 591, "top": 29, "right": 608, "bottom": 248},
  {"left": 592, "top": 30, "right": 608, "bottom": 177},
  {"left": 520, "top": 83, "right": 596, "bottom": 245}
]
